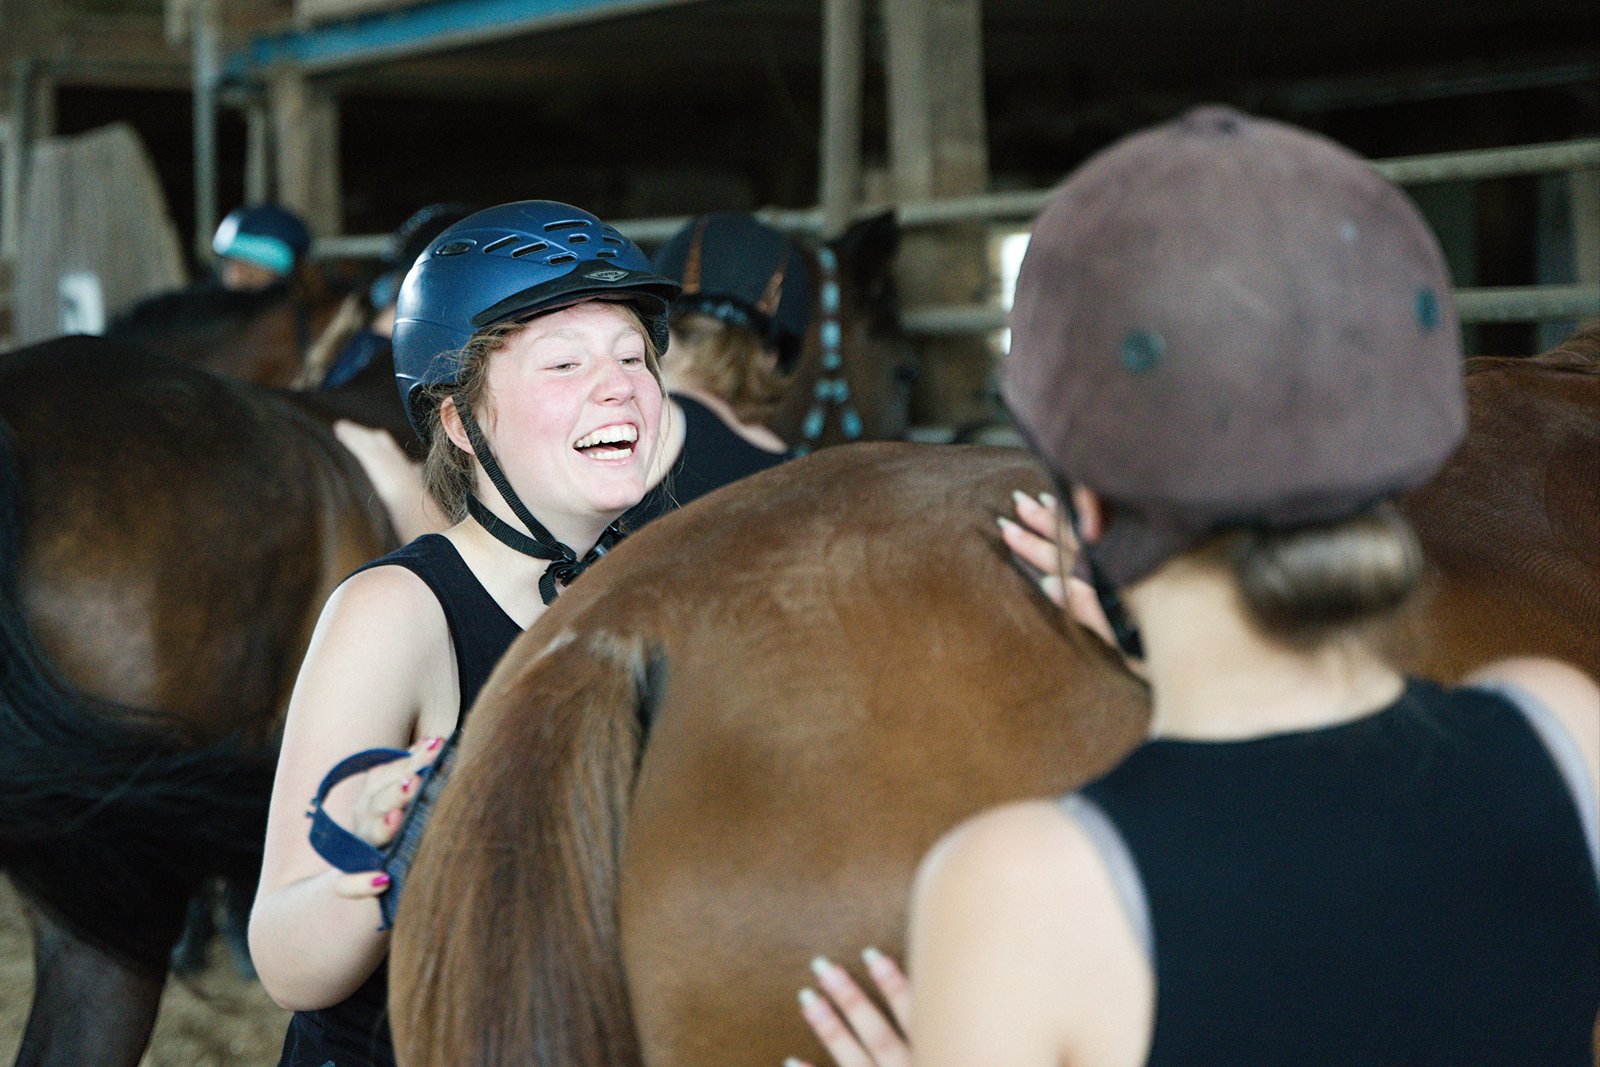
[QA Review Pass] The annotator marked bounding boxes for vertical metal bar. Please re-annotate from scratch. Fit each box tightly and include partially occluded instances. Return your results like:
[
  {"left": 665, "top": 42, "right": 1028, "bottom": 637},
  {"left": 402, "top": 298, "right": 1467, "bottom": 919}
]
[
  {"left": 818, "top": 0, "right": 863, "bottom": 239},
  {"left": 4, "top": 60, "right": 38, "bottom": 262},
  {"left": 192, "top": 0, "right": 220, "bottom": 264},
  {"left": 244, "top": 99, "right": 272, "bottom": 204}
]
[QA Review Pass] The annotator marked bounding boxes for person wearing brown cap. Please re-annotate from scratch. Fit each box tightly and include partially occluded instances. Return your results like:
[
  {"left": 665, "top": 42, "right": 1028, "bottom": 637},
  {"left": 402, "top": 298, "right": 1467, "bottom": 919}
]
[{"left": 789, "top": 108, "right": 1600, "bottom": 1067}]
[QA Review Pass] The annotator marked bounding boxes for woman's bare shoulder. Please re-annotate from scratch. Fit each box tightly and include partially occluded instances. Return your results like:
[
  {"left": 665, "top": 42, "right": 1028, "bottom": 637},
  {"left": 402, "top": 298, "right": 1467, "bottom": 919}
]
[
  {"left": 296, "top": 562, "right": 453, "bottom": 701},
  {"left": 909, "top": 799, "right": 1153, "bottom": 1067}
]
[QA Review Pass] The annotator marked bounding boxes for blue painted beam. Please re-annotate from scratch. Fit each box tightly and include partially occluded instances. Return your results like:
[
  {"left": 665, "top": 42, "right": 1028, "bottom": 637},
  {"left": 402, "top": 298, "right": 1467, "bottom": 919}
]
[{"left": 225, "top": 0, "right": 700, "bottom": 82}]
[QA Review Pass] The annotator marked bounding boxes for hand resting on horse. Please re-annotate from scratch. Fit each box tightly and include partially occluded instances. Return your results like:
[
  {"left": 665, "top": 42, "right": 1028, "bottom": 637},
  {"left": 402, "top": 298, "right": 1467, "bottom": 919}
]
[
  {"left": 997, "top": 489, "right": 1119, "bottom": 651},
  {"left": 790, "top": 951, "right": 913, "bottom": 1067}
]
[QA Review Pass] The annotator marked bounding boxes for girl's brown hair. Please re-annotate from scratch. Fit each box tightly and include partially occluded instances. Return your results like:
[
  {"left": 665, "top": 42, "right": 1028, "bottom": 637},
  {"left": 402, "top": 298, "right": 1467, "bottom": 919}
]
[
  {"left": 1203, "top": 502, "right": 1423, "bottom": 645},
  {"left": 420, "top": 303, "right": 663, "bottom": 521},
  {"left": 667, "top": 311, "right": 789, "bottom": 424}
]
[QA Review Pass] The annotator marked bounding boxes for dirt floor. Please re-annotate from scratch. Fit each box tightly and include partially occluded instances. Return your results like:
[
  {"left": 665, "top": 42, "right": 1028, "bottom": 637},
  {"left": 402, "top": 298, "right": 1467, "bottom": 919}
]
[{"left": 0, "top": 876, "right": 289, "bottom": 1065}]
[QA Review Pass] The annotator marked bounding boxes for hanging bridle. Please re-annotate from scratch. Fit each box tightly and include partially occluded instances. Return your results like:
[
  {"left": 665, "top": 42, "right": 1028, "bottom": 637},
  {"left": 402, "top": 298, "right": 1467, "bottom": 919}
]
[{"left": 795, "top": 246, "right": 863, "bottom": 455}]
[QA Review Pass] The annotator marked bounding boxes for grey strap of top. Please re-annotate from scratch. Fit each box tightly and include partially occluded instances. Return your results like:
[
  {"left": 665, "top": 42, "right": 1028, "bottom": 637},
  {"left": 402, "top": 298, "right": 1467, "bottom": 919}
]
[
  {"left": 1471, "top": 680, "right": 1600, "bottom": 891},
  {"left": 1059, "top": 793, "right": 1155, "bottom": 965}
]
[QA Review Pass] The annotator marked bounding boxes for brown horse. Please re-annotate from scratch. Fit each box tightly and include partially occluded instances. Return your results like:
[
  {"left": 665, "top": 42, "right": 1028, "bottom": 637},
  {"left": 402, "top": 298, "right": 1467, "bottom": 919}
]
[
  {"left": 0, "top": 336, "right": 394, "bottom": 1067},
  {"left": 768, "top": 213, "right": 919, "bottom": 449},
  {"left": 106, "top": 264, "right": 354, "bottom": 389},
  {"left": 388, "top": 335, "right": 1599, "bottom": 1066}
]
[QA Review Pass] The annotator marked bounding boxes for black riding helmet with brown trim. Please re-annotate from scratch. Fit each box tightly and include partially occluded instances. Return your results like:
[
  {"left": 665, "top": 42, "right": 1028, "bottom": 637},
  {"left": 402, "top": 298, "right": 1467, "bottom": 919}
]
[
  {"left": 1003, "top": 107, "right": 1466, "bottom": 650},
  {"left": 653, "top": 211, "right": 815, "bottom": 372}
]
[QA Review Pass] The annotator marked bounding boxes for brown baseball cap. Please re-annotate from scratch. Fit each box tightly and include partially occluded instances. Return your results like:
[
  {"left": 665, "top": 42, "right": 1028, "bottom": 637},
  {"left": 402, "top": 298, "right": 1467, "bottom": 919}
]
[{"left": 1004, "top": 106, "right": 1466, "bottom": 588}]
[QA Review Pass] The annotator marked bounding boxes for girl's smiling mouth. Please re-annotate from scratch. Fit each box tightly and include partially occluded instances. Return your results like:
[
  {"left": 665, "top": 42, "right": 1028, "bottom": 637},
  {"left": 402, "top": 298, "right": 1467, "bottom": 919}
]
[{"left": 573, "top": 422, "right": 640, "bottom": 461}]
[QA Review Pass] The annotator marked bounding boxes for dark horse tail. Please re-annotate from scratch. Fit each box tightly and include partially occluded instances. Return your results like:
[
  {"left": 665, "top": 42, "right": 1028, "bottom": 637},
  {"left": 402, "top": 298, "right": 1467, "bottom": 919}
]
[
  {"left": 0, "top": 420, "right": 274, "bottom": 970},
  {"left": 391, "top": 630, "right": 657, "bottom": 1067}
]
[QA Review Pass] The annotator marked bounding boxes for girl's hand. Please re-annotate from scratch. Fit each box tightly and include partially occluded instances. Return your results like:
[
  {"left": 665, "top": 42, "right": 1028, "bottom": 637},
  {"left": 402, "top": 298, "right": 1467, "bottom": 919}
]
[
  {"left": 997, "top": 490, "right": 1117, "bottom": 650},
  {"left": 787, "top": 949, "right": 913, "bottom": 1067},
  {"left": 330, "top": 735, "right": 444, "bottom": 900},
  {"left": 997, "top": 490, "right": 1072, "bottom": 607}
]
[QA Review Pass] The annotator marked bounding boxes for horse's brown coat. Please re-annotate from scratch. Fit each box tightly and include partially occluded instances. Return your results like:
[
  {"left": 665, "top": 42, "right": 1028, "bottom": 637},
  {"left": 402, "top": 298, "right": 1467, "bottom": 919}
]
[
  {"left": 392, "top": 335, "right": 1599, "bottom": 1067},
  {"left": 0, "top": 337, "right": 395, "bottom": 1067}
]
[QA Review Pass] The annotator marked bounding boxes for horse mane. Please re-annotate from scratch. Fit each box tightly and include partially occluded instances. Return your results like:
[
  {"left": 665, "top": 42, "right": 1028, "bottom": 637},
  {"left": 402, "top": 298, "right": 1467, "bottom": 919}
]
[{"left": 106, "top": 281, "right": 293, "bottom": 342}]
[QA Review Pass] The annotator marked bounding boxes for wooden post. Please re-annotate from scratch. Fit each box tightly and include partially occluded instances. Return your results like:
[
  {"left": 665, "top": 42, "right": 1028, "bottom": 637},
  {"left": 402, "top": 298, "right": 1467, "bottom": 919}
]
[
  {"left": 1573, "top": 168, "right": 1599, "bottom": 288},
  {"left": 883, "top": 0, "right": 991, "bottom": 428},
  {"left": 818, "top": 0, "right": 863, "bottom": 239},
  {"left": 270, "top": 71, "right": 342, "bottom": 235},
  {"left": 244, "top": 98, "right": 272, "bottom": 204},
  {"left": 191, "top": 0, "right": 220, "bottom": 262},
  {"left": 4, "top": 59, "right": 55, "bottom": 261}
]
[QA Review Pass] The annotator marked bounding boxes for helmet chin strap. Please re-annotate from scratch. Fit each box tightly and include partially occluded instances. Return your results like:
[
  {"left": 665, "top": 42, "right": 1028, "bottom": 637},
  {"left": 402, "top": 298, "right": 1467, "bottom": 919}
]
[{"left": 455, "top": 401, "right": 622, "bottom": 605}]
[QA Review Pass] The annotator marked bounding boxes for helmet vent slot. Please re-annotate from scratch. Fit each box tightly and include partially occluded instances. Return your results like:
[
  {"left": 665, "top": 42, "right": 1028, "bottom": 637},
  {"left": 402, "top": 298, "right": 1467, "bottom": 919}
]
[
  {"left": 543, "top": 220, "right": 588, "bottom": 233},
  {"left": 480, "top": 235, "right": 518, "bottom": 253},
  {"left": 568, "top": 234, "right": 589, "bottom": 244},
  {"left": 600, "top": 235, "right": 623, "bottom": 245},
  {"left": 510, "top": 242, "right": 549, "bottom": 258},
  {"left": 595, "top": 249, "right": 618, "bottom": 259},
  {"left": 548, "top": 253, "right": 578, "bottom": 264}
]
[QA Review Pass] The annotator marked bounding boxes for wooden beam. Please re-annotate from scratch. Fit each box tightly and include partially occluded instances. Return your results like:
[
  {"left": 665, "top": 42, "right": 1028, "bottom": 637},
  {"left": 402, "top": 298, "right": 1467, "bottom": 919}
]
[
  {"left": 884, "top": 0, "right": 988, "bottom": 201},
  {"left": 818, "top": 0, "right": 862, "bottom": 238},
  {"left": 882, "top": 0, "right": 992, "bottom": 427},
  {"left": 270, "top": 71, "right": 341, "bottom": 235}
]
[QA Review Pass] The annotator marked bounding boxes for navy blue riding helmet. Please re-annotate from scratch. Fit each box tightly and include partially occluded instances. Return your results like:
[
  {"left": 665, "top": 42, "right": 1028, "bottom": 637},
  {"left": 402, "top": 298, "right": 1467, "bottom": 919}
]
[
  {"left": 392, "top": 200, "right": 680, "bottom": 604},
  {"left": 653, "top": 211, "right": 814, "bottom": 371},
  {"left": 212, "top": 203, "right": 312, "bottom": 277}
]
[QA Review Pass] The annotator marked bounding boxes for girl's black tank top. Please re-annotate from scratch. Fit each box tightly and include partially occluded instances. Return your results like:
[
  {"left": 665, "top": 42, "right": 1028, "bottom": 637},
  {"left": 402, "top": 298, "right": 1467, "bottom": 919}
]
[
  {"left": 1079, "top": 678, "right": 1600, "bottom": 1066},
  {"left": 278, "top": 534, "right": 522, "bottom": 1067}
]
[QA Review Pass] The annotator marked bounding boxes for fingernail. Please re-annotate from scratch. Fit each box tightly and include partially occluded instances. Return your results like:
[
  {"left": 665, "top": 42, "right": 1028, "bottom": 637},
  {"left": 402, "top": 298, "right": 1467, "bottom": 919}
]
[
  {"left": 797, "top": 987, "right": 824, "bottom": 1014},
  {"left": 783, "top": 1059, "right": 807, "bottom": 1067},
  {"left": 1011, "top": 489, "right": 1031, "bottom": 509},
  {"left": 1039, "top": 492, "right": 1058, "bottom": 510},
  {"left": 996, "top": 515, "right": 1018, "bottom": 533},
  {"left": 400, "top": 778, "right": 413, "bottom": 795},
  {"left": 809, "top": 956, "right": 836, "bottom": 982},
  {"left": 862, "top": 946, "right": 889, "bottom": 971},
  {"left": 424, "top": 736, "right": 444, "bottom": 752},
  {"left": 1041, "top": 575, "right": 1065, "bottom": 600},
  {"left": 385, "top": 809, "right": 402, "bottom": 829},
  {"left": 371, "top": 873, "right": 390, "bottom": 888}
]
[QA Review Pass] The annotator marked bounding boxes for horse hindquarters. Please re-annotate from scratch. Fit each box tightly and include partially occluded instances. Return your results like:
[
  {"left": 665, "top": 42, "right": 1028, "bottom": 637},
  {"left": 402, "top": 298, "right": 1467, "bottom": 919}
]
[
  {"left": 0, "top": 417, "right": 273, "bottom": 1066},
  {"left": 389, "top": 630, "right": 655, "bottom": 1067}
]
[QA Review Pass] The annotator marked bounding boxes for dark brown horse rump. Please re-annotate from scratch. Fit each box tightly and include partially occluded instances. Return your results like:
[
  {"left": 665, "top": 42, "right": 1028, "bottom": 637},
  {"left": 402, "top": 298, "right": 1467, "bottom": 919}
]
[
  {"left": 390, "top": 340, "right": 1598, "bottom": 1067},
  {"left": 0, "top": 336, "right": 393, "bottom": 1065}
]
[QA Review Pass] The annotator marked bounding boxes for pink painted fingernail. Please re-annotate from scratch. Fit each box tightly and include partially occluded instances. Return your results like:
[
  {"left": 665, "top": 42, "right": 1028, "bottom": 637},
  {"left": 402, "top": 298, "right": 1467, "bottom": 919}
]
[
  {"left": 400, "top": 778, "right": 413, "bottom": 795},
  {"left": 371, "top": 873, "right": 390, "bottom": 888},
  {"left": 424, "top": 736, "right": 444, "bottom": 752},
  {"left": 385, "top": 809, "right": 402, "bottom": 829}
]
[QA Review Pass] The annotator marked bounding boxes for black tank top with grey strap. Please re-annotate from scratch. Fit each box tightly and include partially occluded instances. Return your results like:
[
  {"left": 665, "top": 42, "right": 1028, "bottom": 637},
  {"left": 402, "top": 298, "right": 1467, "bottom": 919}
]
[
  {"left": 1069, "top": 678, "right": 1600, "bottom": 1066},
  {"left": 278, "top": 534, "right": 523, "bottom": 1067}
]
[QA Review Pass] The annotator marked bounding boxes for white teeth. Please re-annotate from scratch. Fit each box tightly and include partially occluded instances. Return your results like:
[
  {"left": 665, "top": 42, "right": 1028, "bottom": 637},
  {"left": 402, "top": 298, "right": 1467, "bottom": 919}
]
[{"left": 574, "top": 424, "right": 639, "bottom": 449}]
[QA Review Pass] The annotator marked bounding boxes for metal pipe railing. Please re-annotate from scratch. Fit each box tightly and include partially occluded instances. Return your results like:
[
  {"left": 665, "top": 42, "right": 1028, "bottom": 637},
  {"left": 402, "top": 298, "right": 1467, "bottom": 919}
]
[
  {"left": 309, "top": 138, "right": 1600, "bottom": 327},
  {"left": 903, "top": 285, "right": 1600, "bottom": 335}
]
